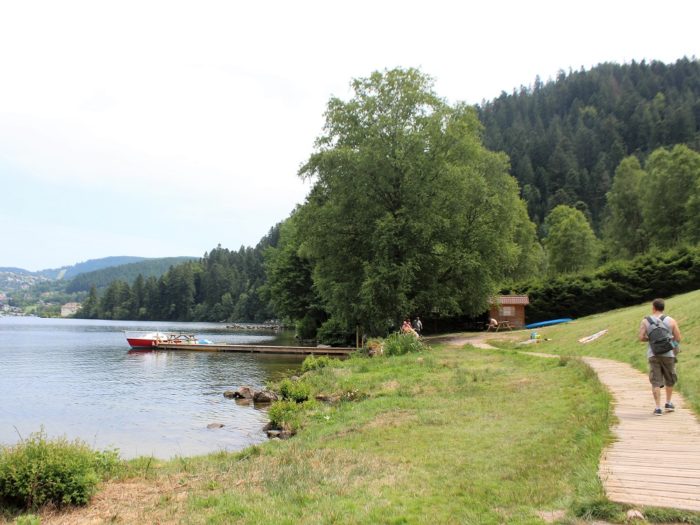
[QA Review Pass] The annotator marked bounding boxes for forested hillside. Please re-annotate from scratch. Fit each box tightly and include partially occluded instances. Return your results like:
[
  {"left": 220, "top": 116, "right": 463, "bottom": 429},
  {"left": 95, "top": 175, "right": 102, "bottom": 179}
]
[
  {"left": 77, "top": 227, "right": 279, "bottom": 322},
  {"left": 478, "top": 57, "right": 700, "bottom": 228},
  {"left": 66, "top": 257, "right": 196, "bottom": 292},
  {"left": 38, "top": 256, "right": 148, "bottom": 279}
]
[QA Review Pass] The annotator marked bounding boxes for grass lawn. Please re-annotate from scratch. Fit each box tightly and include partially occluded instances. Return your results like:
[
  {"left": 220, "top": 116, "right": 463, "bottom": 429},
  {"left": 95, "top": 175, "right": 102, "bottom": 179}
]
[
  {"left": 487, "top": 289, "right": 700, "bottom": 413},
  {"left": 13, "top": 347, "right": 611, "bottom": 525}
]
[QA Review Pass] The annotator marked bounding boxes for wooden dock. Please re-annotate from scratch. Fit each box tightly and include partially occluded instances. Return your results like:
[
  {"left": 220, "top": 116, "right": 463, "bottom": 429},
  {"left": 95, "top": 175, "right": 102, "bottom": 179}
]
[{"left": 154, "top": 342, "right": 355, "bottom": 356}]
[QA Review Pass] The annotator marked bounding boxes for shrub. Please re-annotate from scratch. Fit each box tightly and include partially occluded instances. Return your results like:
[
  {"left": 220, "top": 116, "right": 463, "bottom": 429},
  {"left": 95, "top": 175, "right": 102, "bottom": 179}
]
[
  {"left": 301, "top": 355, "right": 333, "bottom": 372},
  {"left": 0, "top": 431, "right": 120, "bottom": 510},
  {"left": 316, "top": 318, "right": 354, "bottom": 346},
  {"left": 15, "top": 516, "right": 41, "bottom": 525},
  {"left": 267, "top": 400, "right": 305, "bottom": 431},
  {"left": 295, "top": 313, "right": 318, "bottom": 340},
  {"left": 383, "top": 333, "right": 427, "bottom": 356},
  {"left": 366, "top": 337, "right": 384, "bottom": 356},
  {"left": 279, "top": 378, "right": 311, "bottom": 403}
]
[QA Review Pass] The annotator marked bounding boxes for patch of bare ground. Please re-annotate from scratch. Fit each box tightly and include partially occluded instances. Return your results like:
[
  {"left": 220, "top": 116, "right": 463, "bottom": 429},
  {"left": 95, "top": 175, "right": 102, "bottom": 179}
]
[
  {"left": 380, "top": 379, "right": 400, "bottom": 392},
  {"left": 362, "top": 409, "right": 417, "bottom": 431},
  {"left": 37, "top": 475, "right": 189, "bottom": 525},
  {"left": 428, "top": 331, "right": 524, "bottom": 349},
  {"left": 535, "top": 509, "right": 566, "bottom": 523}
]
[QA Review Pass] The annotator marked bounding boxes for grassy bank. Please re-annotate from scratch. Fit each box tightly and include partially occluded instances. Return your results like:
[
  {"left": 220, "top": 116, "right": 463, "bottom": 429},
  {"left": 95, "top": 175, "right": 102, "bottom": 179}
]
[
  {"left": 11, "top": 346, "right": 611, "bottom": 524},
  {"left": 490, "top": 289, "right": 700, "bottom": 413}
]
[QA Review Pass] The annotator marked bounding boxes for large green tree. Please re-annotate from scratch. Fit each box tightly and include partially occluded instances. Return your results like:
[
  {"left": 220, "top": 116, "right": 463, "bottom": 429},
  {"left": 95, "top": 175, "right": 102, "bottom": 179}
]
[
  {"left": 643, "top": 144, "right": 700, "bottom": 247},
  {"left": 603, "top": 156, "right": 647, "bottom": 258},
  {"left": 544, "top": 205, "right": 599, "bottom": 274},
  {"left": 296, "top": 68, "right": 536, "bottom": 334}
]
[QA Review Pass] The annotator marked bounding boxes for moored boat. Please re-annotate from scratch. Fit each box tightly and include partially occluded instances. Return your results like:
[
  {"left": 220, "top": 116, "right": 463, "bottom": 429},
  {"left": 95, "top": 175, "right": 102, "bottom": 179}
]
[{"left": 125, "top": 331, "right": 197, "bottom": 349}]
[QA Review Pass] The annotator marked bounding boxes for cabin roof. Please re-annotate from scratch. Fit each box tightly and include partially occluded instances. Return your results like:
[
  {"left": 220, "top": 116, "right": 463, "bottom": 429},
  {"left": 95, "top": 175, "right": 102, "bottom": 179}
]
[{"left": 493, "top": 295, "right": 529, "bottom": 306}]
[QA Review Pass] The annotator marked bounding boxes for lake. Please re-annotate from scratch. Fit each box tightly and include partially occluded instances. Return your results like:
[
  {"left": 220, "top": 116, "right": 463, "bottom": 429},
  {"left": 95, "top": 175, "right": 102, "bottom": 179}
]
[{"left": 0, "top": 317, "right": 304, "bottom": 459}]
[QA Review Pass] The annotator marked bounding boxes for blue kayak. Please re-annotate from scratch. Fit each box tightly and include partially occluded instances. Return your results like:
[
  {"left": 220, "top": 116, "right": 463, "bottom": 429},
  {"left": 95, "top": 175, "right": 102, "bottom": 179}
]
[{"left": 524, "top": 318, "right": 573, "bottom": 329}]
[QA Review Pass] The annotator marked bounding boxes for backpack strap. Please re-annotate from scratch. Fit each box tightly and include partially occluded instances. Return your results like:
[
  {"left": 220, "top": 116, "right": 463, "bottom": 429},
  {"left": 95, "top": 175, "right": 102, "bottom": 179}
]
[{"left": 646, "top": 316, "right": 660, "bottom": 332}]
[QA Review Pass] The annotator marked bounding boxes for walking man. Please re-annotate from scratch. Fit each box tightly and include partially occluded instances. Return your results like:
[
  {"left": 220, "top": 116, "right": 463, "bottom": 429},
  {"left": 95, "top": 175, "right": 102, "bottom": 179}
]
[
  {"left": 638, "top": 298, "right": 682, "bottom": 415},
  {"left": 413, "top": 317, "right": 423, "bottom": 334}
]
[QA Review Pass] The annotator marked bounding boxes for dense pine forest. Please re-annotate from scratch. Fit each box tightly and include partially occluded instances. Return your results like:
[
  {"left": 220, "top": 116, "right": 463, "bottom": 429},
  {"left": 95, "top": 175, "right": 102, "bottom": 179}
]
[
  {"left": 76, "top": 59, "right": 700, "bottom": 338},
  {"left": 479, "top": 58, "right": 700, "bottom": 228},
  {"left": 78, "top": 228, "right": 279, "bottom": 322},
  {"left": 66, "top": 257, "right": 196, "bottom": 293}
]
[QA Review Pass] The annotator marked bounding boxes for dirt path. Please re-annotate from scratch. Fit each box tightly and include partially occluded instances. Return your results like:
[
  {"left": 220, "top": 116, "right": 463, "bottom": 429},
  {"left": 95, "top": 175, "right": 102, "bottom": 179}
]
[{"left": 444, "top": 333, "right": 700, "bottom": 512}]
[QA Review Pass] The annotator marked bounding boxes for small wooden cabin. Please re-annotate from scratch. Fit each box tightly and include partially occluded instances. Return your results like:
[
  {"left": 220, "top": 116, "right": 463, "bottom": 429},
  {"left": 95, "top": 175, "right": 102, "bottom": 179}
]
[{"left": 489, "top": 295, "right": 529, "bottom": 328}]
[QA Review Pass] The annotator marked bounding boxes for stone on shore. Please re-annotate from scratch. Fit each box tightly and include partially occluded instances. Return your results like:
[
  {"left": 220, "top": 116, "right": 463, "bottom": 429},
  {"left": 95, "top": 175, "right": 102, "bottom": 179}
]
[{"left": 253, "top": 389, "right": 279, "bottom": 403}]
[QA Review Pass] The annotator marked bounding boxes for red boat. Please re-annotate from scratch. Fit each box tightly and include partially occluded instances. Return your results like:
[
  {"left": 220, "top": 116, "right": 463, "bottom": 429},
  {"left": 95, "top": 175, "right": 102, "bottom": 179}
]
[{"left": 125, "top": 331, "right": 196, "bottom": 349}]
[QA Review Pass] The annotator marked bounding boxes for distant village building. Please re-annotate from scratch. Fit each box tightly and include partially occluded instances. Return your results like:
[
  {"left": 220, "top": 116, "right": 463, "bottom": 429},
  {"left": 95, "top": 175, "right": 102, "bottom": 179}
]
[
  {"left": 61, "top": 302, "right": 82, "bottom": 317},
  {"left": 489, "top": 295, "right": 529, "bottom": 329}
]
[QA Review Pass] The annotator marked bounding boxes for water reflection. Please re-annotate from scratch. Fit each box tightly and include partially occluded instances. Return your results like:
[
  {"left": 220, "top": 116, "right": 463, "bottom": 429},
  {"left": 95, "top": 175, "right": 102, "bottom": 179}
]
[{"left": 0, "top": 317, "right": 302, "bottom": 458}]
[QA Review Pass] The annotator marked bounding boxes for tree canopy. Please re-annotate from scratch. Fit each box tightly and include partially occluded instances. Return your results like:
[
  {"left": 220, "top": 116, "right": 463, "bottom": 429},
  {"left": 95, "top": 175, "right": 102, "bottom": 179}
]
[
  {"left": 288, "top": 68, "right": 539, "bottom": 335},
  {"left": 479, "top": 58, "right": 700, "bottom": 230},
  {"left": 544, "top": 205, "right": 599, "bottom": 274}
]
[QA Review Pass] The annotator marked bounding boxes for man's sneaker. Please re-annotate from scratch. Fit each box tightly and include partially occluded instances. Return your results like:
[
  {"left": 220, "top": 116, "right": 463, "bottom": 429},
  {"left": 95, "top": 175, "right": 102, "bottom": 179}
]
[
  {"left": 664, "top": 402, "right": 675, "bottom": 412},
  {"left": 654, "top": 408, "right": 663, "bottom": 416}
]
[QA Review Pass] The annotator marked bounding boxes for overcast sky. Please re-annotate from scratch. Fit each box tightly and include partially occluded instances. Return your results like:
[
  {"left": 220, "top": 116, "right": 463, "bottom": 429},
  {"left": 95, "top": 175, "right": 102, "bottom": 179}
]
[{"left": 1, "top": 0, "right": 698, "bottom": 271}]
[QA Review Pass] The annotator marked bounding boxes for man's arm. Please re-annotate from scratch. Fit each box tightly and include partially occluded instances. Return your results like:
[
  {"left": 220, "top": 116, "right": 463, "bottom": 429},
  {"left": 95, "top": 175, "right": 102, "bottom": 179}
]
[
  {"left": 671, "top": 319, "right": 682, "bottom": 343},
  {"left": 639, "top": 319, "right": 649, "bottom": 342}
]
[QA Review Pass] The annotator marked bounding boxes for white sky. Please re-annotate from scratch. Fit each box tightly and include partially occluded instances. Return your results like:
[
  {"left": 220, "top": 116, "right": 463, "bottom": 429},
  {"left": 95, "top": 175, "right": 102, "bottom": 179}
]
[{"left": 1, "top": 0, "right": 698, "bottom": 271}]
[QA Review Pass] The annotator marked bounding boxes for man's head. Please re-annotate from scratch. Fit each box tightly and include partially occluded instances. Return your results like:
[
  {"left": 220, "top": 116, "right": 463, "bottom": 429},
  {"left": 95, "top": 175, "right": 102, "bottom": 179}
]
[{"left": 652, "top": 298, "right": 665, "bottom": 313}]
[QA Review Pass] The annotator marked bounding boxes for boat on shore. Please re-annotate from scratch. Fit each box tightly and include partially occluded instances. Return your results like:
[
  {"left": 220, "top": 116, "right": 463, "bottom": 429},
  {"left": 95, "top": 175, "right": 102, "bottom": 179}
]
[
  {"left": 125, "top": 331, "right": 202, "bottom": 349},
  {"left": 524, "top": 318, "right": 573, "bottom": 329}
]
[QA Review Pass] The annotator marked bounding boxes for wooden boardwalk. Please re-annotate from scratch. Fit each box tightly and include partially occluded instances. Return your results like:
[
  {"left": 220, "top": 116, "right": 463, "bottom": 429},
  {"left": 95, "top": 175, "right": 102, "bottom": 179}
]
[
  {"left": 154, "top": 342, "right": 354, "bottom": 356},
  {"left": 581, "top": 356, "right": 700, "bottom": 512}
]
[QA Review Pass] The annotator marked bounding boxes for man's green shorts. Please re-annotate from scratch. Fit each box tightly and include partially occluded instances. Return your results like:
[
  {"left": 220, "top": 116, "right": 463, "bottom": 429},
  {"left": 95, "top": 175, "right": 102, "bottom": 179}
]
[{"left": 648, "top": 356, "right": 677, "bottom": 388}]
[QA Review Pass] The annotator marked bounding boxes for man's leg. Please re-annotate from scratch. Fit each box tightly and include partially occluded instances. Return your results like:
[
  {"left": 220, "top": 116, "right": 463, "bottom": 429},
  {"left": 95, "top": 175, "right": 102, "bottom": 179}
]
[
  {"left": 649, "top": 358, "right": 663, "bottom": 414},
  {"left": 665, "top": 385, "right": 673, "bottom": 403},
  {"left": 652, "top": 385, "right": 661, "bottom": 408}
]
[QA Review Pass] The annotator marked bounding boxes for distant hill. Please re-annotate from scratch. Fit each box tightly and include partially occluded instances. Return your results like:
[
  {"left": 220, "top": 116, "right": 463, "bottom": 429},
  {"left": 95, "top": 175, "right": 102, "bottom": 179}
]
[
  {"left": 0, "top": 267, "right": 33, "bottom": 276},
  {"left": 2, "top": 257, "right": 150, "bottom": 280},
  {"left": 37, "top": 256, "right": 149, "bottom": 280},
  {"left": 66, "top": 256, "right": 198, "bottom": 292}
]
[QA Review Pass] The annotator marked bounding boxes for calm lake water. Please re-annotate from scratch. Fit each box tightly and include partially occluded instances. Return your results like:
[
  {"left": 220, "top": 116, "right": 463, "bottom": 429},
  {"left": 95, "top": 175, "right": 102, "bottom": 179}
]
[{"left": 0, "top": 317, "right": 304, "bottom": 459}]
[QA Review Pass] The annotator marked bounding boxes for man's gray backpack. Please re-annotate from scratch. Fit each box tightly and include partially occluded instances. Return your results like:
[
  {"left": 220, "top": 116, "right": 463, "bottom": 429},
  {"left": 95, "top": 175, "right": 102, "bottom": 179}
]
[{"left": 646, "top": 315, "right": 674, "bottom": 355}]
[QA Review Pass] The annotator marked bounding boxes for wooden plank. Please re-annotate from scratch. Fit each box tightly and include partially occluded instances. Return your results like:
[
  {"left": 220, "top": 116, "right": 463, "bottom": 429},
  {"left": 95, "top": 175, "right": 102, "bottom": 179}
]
[
  {"left": 606, "top": 479, "right": 700, "bottom": 491},
  {"left": 607, "top": 493, "right": 700, "bottom": 511},
  {"left": 604, "top": 451, "right": 700, "bottom": 460},
  {"left": 606, "top": 474, "right": 700, "bottom": 486},
  {"left": 601, "top": 466, "right": 700, "bottom": 478}
]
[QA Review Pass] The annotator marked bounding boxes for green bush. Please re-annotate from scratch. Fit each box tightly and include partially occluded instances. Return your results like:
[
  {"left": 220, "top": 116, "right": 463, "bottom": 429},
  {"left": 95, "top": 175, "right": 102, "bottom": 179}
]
[
  {"left": 0, "top": 431, "right": 120, "bottom": 510},
  {"left": 316, "top": 318, "right": 354, "bottom": 346},
  {"left": 279, "top": 378, "right": 311, "bottom": 403},
  {"left": 383, "top": 333, "right": 427, "bottom": 356},
  {"left": 301, "top": 355, "right": 335, "bottom": 372},
  {"left": 267, "top": 400, "right": 305, "bottom": 431},
  {"left": 15, "top": 515, "right": 41, "bottom": 525},
  {"left": 295, "top": 313, "right": 318, "bottom": 340}
]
